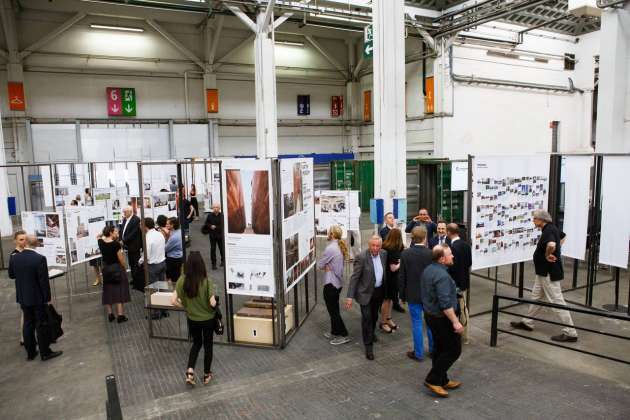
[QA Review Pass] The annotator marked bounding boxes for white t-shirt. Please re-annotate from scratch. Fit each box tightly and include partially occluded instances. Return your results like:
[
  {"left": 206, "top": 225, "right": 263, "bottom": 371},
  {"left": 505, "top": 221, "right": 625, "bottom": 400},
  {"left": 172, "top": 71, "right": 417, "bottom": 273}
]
[{"left": 145, "top": 229, "right": 166, "bottom": 265}]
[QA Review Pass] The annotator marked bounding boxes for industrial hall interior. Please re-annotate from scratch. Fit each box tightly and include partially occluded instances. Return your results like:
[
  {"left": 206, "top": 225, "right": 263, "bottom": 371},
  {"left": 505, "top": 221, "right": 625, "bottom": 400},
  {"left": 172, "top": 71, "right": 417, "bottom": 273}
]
[{"left": 1, "top": 0, "right": 629, "bottom": 419}]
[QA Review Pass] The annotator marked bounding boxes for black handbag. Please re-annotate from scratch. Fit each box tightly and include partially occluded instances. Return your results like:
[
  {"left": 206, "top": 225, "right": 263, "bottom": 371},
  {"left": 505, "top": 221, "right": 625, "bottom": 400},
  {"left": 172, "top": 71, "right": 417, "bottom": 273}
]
[
  {"left": 214, "top": 306, "right": 224, "bottom": 336},
  {"left": 201, "top": 224, "right": 210, "bottom": 235},
  {"left": 45, "top": 304, "right": 64, "bottom": 343}
]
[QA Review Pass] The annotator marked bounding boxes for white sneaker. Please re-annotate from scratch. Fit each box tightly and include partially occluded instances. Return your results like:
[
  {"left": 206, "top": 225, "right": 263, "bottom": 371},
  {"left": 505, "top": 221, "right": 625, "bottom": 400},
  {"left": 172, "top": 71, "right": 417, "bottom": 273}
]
[
  {"left": 323, "top": 332, "right": 335, "bottom": 339},
  {"left": 330, "top": 336, "right": 351, "bottom": 345}
]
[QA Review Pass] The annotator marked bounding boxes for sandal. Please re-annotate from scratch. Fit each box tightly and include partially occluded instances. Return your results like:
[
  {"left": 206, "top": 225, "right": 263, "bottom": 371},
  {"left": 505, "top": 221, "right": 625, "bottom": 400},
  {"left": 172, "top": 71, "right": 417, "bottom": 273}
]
[
  {"left": 185, "top": 370, "right": 196, "bottom": 386},
  {"left": 203, "top": 372, "right": 213, "bottom": 385},
  {"left": 379, "top": 323, "right": 393, "bottom": 334},
  {"left": 387, "top": 318, "right": 398, "bottom": 330}
]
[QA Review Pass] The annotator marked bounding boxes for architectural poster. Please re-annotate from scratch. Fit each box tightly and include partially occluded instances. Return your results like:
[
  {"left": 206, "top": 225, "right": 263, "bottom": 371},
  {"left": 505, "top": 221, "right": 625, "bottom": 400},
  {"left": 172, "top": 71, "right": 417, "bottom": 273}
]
[
  {"left": 222, "top": 159, "right": 275, "bottom": 297},
  {"left": 281, "top": 158, "right": 316, "bottom": 293},
  {"left": 65, "top": 205, "right": 107, "bottom": 265},
  {"left": 470, "top": 155, "right": 550, "bottom": 270},
  {"left": 21, "top": 211, "right": 67, "bottom": 267}
]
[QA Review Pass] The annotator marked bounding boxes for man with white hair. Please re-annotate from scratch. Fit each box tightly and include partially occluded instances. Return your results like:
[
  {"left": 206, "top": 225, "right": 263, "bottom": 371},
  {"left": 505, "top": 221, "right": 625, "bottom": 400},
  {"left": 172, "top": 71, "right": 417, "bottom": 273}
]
[
  {"left": 511, "top": 210, "right": 578, "bottom": 342},
  {"left": 204, "top": 203, "right": 224, "bottom": 270},
  {"left": 120, "top": 206, "right": 143, "bottom": 292},
  {"left": 345, "top": 235, "right": 388, "bottom": 361}
]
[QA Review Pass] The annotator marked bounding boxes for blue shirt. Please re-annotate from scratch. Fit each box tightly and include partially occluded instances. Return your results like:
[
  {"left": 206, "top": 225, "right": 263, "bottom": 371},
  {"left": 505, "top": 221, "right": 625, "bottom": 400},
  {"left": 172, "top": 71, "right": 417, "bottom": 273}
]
[
  {"left": 420, "top": 262, "right": 458, "bottom": 316},
  {"left": 165, "top": 229, "right": 183, "bottom": 258},
  {"left": 372, "top": 253, "right": 383, "bottom": 288}
]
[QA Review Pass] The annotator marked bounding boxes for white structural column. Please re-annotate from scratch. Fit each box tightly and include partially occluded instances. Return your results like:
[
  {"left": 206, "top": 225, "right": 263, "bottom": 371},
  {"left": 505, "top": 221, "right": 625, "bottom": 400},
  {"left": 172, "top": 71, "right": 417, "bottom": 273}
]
[
  {"left": 372, "top": 0, "right": 407, "bottom": 211},
  {"left": 346, "top": 41, "right": 361, "bottom": 153},
  {"left": 596, "top": 4, "right": 630, "bottom": 153},
  {"left": 254, "top": 10, "right": 279, "bottom": 158},
  {"left": 227, "top": 2, "right": 279, "bottom": 158}
]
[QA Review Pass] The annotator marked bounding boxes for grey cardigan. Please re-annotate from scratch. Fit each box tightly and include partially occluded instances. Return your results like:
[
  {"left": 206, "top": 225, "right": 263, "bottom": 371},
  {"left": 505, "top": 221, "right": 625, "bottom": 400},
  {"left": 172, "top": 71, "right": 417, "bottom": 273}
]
[{"left": 347, "top": 249, "right": 388, "bottom": 306}]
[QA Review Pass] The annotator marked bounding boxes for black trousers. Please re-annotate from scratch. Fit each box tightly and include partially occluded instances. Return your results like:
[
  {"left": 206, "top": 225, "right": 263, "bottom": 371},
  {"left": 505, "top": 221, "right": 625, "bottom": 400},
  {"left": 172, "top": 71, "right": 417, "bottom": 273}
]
[
  {"left": 360, "top": 286, "right": 384, "bottom": 347},
  {"left": 424, "top": 314, "right": 462, "bottom": 386},
  {"left": 323, "top": 284, "right": 348, "bottom": 337},
  {"left": 127, "top": 249, "right": 143, "bottom": 292},
  {"left": 209, "top": 236, "right": 224, "bottom": 266},
  {"left": 187, "top": 318, "right": 215, "bottom": 374},
  {"left": 22, "top": 304, "right": 51, "bottom": 359}
]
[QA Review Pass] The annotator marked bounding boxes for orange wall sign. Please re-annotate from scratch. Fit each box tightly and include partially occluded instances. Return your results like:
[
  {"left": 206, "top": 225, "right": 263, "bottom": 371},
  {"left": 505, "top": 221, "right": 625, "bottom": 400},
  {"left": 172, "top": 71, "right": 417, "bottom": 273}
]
[
  {"left": 424, "top": 76, "right": 434, "bottom": 114},
  {"left": 7, "top": 82, "right": 26, "bottom": 111},
  {"left": 206, "top": 89, "right": 219, "bottom": 113},
  {"left": 363, "top": 90, "right": 372, "bottom": 122}
]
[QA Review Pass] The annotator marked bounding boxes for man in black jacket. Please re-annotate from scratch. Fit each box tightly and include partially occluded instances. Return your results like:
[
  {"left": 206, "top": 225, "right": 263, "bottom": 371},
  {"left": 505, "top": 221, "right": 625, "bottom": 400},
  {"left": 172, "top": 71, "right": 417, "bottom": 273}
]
[
  {"left": 9, "top": 236, "right": 62, "bottom": 361},
  {"left": 399, "top": 226, "right": 434, "bottom": 361},
  {"left": 121, "top": 207, "right": 143, "bottom": 292},
  {"left": 205, "top": 203, "right": 224, "bottom": 270},
  {"left": 446, "top": 223, "right": 472, "bottom": 344}
]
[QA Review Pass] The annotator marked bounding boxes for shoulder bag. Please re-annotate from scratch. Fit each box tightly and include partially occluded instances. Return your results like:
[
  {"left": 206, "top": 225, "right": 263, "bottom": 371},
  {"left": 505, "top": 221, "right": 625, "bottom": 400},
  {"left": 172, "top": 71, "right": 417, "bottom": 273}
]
[{"left": 208, "top": 281, "right": 224, "bottom": 335}]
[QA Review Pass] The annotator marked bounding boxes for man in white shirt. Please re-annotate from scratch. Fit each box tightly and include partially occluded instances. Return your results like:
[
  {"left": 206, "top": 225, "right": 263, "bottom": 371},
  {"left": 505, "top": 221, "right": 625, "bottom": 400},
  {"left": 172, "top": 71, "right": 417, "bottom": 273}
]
[{"left": 141, "top": 217, "right": 166, "bottom": 285}]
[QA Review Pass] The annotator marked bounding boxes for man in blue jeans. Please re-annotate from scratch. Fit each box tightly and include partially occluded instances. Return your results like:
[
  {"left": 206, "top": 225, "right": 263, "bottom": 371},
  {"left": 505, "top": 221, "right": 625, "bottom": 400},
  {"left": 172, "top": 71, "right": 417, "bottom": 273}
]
[{"left": 399, "top": 226, "right": 434, "bottom": 361}]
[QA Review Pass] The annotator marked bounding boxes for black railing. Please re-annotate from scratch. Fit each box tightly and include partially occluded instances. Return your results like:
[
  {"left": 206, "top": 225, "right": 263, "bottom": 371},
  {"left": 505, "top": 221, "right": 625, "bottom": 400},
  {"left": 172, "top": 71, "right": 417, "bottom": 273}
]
[
  {"left": 490, "top": 294, "right": 630, "bottom": 365},
  {"left": 105, "top": 375, "right": 123, "bottom": 420}
]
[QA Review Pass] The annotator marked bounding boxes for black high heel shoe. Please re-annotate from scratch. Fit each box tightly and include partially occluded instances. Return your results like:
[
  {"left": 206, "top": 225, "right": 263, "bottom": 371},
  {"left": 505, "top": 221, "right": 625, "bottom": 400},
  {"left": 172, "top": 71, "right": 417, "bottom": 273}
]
[
  {"left": 108, "top": 314, "right": 116, "bottom": 322},
  {"left": 117, "top": 315, "right": 128, "bottom": 323}
]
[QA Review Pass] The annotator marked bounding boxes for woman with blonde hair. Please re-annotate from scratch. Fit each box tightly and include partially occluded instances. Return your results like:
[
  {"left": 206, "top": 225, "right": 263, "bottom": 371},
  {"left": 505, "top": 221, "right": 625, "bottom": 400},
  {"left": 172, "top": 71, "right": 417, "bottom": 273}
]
[
  {"left": 317, "top": 225, "right": 351, "bottom": 345},
  {"left": 380, "top": 228, "right": 404, "bottom": 333}
]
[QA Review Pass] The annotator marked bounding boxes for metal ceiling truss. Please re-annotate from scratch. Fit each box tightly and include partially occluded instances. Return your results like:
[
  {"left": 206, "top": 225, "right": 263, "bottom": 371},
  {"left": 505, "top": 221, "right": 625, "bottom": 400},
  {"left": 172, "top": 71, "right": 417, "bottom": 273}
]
[{"left": 409, "top": 0, "right": 601, "bottom": 36}]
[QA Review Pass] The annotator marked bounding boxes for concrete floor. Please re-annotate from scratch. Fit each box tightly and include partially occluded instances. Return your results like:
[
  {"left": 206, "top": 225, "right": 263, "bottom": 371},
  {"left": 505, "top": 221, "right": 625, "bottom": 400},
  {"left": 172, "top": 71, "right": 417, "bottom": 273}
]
[{"left": 0, "top": 216, "right": 629, "bottom": 419}]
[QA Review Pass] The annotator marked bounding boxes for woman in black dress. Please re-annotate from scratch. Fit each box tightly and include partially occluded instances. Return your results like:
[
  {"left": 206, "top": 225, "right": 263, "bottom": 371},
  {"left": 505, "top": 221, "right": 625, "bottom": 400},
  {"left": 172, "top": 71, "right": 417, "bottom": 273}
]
[
  {"left": 98, "top": 225, "right": 130, "bottom": 323},
  {"left": 380, "top": 228, "right": 404, "bottom": 333},
  {"left": 190, "top": 184, "right": 199, "bottom": 217}
]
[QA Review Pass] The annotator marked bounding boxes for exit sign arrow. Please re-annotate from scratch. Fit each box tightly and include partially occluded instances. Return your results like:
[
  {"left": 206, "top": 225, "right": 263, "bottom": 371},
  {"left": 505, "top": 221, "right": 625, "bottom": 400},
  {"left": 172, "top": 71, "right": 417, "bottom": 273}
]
[
  {"left": 107, "top": 87, "right": 136, "bottom": 117},
  {"left": 363, "top": 24, "right": 373, "bottom": 59}
]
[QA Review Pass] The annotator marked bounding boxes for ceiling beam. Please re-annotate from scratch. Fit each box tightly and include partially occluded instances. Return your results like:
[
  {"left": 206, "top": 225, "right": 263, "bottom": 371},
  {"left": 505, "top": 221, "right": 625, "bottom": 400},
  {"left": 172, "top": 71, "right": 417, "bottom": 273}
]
[
  {"left": 146, "top": 18, "right": 206, "bottom": 70},
  {"left": 208, "top": 15, "right": 225, "bottom": 65},
  {"left": 304, "top": 34, "right": 348, "bottom": 79},
  {"left": 225, "top": 4, "right": 257, "bottom": 32},
  {"left": 20, "top": 13, "right": 87, "bottom": 60},
  {"left": 0, "top": 0, "right": 19, "bottom": 53},
  {"left": 212, "top": 33, "right": 255, "bottom": 71}
]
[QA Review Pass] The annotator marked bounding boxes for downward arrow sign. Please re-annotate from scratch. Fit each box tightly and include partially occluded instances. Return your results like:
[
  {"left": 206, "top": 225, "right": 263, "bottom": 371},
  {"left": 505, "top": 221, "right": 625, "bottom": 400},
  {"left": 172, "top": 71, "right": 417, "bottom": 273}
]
[
  {"left": 112, "top": 104, "right": 119, "bottom": 113},
  {"left": 125, "top": 104, "right": 134, "bottom": 113}
]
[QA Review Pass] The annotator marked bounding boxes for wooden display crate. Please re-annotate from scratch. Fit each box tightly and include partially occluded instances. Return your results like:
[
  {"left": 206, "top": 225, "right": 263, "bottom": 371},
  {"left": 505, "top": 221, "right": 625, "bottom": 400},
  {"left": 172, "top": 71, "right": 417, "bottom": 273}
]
[{"left": 233, "top": 305, "right": 294, "bottom": 345}]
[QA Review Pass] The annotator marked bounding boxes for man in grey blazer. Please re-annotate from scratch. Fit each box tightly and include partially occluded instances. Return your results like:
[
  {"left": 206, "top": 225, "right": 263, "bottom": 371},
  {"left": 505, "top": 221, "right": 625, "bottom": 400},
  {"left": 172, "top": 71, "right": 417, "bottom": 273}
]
[{"left": 345, "top": 235, "right": 388, "bottom": 360}]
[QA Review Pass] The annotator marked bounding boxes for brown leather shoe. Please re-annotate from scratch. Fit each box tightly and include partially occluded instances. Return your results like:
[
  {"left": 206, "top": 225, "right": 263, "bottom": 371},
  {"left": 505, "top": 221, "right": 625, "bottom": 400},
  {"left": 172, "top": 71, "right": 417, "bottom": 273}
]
[
  {"left": 424, "top": 382, "right": 449, "bottom": 397},
  {"left": 444, "top": 380, "right": 462, "bottom": 390},
  {"left": 407, "top": 351, "right": 423, "bottom": 362}
]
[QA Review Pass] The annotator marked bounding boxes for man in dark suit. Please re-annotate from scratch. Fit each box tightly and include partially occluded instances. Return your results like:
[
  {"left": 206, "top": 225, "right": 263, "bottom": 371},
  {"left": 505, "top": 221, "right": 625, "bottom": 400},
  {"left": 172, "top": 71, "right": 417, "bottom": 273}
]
[
  {"left": 405, "top": 208, "right": 437, "bottom": 238},
  {"left": 345, "top": 235, "right": 387, "bottom": 361},
  {"left": 399, "top": 226, "right": 434, "bottom": 361},
  {"left": 121, "top": 207, "right": 143, "bottom": 292},
  {"left": 379, "top": 212, "right": 395, "bottom": 240},
  {"left": 8, "top": 235, "right": 62, "bottom": 361},
  {"left": 446, "top": 223, "right": 472, "bottom": 344},
  {"left": 204, "top": 203, "right": 225, "bottom": 270},
  {"left": 428, "top": 221, "right": 451, "bottom": 249}
]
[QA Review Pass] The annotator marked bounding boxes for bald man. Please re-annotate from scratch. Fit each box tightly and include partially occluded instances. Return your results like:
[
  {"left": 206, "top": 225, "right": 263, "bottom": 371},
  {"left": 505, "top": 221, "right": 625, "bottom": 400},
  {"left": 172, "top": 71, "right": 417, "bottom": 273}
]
[
  {"left": 120, "top": 207, "right": 143, "bottom": 291},
  {"left": 346, "top": 235, "right": 388, "bottom": 361}
]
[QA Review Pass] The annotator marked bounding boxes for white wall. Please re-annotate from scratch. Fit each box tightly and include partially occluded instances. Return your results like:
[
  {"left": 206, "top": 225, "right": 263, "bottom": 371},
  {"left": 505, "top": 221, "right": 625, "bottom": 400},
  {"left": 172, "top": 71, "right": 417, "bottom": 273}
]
[{"left": 435, "top": 23, "right": 600, "bottom": 159}]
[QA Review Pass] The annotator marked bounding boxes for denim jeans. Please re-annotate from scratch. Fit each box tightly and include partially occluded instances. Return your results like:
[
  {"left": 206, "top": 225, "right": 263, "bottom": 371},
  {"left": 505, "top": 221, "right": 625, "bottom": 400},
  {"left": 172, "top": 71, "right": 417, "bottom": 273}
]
[{"left": 408, "top": 303, "right": 434, "bottom": 358}]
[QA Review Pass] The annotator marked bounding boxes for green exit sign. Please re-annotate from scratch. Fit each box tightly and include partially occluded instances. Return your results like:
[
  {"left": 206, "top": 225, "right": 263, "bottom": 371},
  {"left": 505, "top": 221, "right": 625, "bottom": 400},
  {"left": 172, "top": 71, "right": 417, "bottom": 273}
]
[
  {"left": 107, "top": 87, "right": 137, "bottom": 117},
  {"left": 363, "top": 24, "right": 373, "bottom": 59}
]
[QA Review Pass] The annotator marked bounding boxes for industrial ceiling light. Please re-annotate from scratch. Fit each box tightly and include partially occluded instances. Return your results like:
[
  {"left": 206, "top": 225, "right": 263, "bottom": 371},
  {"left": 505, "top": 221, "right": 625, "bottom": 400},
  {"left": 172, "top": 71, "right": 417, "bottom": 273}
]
[
  {"left": 89, "top": 24, "right": 145, "bottom": 33},
  {"left": 275, "top": 40, "right": 305, "bottom": 47}
]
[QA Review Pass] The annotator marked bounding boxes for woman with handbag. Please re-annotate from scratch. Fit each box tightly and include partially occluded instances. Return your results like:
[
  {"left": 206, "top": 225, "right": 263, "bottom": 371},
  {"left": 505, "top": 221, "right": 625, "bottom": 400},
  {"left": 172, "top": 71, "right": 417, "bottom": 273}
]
[
  {"left": 171, "top": 251, "right": 218, "bottom": 386},
  {"left": 380, "top": 228, "right": 404, "bottom": 333},
  {"left": 98, "top": 225, "right": 130, "bottom": 323}
]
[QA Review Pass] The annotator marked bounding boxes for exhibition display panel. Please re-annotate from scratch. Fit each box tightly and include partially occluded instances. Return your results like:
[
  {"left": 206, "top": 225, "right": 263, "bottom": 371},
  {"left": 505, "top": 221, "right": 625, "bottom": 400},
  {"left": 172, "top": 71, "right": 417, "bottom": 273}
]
[{"left": 141, "top": 158, "right": 318, "bottom": 349}]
